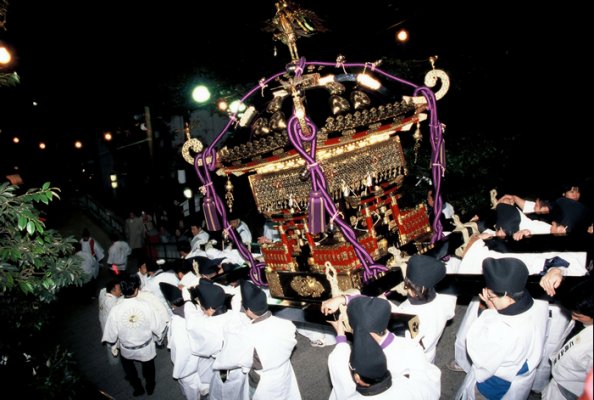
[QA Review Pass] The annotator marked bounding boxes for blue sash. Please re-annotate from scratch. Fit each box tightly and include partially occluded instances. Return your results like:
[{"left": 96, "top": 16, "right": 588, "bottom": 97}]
[{"left": 476, "top": 360, "right": 529, "bottom": 399}]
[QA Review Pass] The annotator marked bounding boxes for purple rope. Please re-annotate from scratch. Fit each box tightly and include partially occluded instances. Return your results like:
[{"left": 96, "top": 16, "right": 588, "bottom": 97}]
[
  {"left": 413, "top": 86, "right": 445, "bottom": 242},
  {"left": 190, "top": 58, "right": 445, "bottom": 285}
]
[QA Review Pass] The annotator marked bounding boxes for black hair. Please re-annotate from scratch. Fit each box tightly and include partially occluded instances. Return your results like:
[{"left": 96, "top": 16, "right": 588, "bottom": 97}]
[
  {"left": 120, "top": 274, "right": 141, "bottom": 297},
  {"left": 562, "top": 278, "right": 594, "bottom": 318},
  {"left": 105, "top": 279, "right": 120, "bottom": 293},
  {"left": 403, "top": 277, "right": 430, "bottom": 301},
  {"left": 177, "top": 240, "right": 192, "bottom": 254}
]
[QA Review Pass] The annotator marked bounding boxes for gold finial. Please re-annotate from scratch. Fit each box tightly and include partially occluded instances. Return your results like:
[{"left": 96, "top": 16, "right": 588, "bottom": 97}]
[{"left": 266, "top": 1, "right": 327, "bottom": 62}]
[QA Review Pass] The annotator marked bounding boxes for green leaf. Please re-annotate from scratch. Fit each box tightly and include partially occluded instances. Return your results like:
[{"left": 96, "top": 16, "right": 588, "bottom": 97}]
[
  {"left": 26, "top": 221, "right": 35, "bottom": 235},
  {"left": 18, "top": 216, "right": 27, "bottom": 230},
  {"left": 42, "top": 182, "right": 50, "bottom": 190}
]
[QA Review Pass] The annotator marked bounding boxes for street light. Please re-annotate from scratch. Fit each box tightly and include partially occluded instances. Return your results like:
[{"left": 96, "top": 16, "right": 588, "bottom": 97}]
[{"left": 192, "top": 85, "right": 211, "bottom": 104}]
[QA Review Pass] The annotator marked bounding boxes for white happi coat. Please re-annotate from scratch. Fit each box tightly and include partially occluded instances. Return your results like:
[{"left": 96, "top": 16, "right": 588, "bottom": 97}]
[
  {"left": 80, "top": 237, "right": 105, "bottom": 262},
  {"left": 543, "top": 324, "right": 593, "bottom": 399},
  {"left": 214, "top": 313, "right": 301, "bottom": 400},
  {"left": 391, "top": 293, "right": 457, "bottom": 363},
  {"left": 455, "top": 299, "right": 549, "bottom": 400},
  {"left": 98, "top": 288, "right": 122, "bottom": 332},
  {"left": 328, "top": 339, "right": 437, "bottom": 400},
  {"left": 185, "top": 304, "right": 250, "bottom": 400},
  {"left": 106, "top": 240, "right": 131, "bottom": 271},
  {"left": 137, "top": 290, "right": 171, "bottom": 332},
  {"left": 168, "top": 309, "right": 204, "bottom": 400},
  {"left": 101, "top": 296, "right": 166, "bottom": 362}
]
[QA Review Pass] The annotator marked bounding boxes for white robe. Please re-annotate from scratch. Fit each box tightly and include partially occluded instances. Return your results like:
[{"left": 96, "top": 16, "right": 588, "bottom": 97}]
[
  {"left": 80, "top": 236, "right": 105, "bottom": 262},
  {"left": 101, "top": 296, "right": 166, "bottom": 362},
  {"left": 214, "top": 313, "right": 302, "bottom": 400},
  {"left": 76, "top": 250, "right": 99, "bottom": 283},
  {"left": 168, "top": 311, "right": 204, "bottom": 399},
  {"left": 543, "top": 325, "right": 593, "bottom": 399},
  {"left": 328, "top": 340, "right": 439, "bottom": 400},
  {"left": 185, "top": 304, "right": 250, "bottom": 400},
  {"left": 391, "top": 293, "right": 457, "bottom": 363},
  {"left": 455, "top": 299, "right": 548, "bottom": 400},
  {"left": 144, "top": 269, "right": 179, "bottom": 314},
  {"left": 456, "top": 238, "right": 588, "bottom": 276},
  {"left": 106, "top": 240, "right": 131, "bottom": 271},
  {"left": 382, "top": 333, "right": 441, "bottom": 399}
]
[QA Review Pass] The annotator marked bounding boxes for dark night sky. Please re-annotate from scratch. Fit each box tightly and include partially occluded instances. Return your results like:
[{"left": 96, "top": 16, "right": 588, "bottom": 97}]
[{"left": 0, "top": 1, "right": 591, "bottom": 191}]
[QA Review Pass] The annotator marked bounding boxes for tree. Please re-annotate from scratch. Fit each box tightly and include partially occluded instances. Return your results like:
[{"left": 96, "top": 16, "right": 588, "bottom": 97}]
[{"left": 0, "top": 181, "right": 94, "bottom": 397}]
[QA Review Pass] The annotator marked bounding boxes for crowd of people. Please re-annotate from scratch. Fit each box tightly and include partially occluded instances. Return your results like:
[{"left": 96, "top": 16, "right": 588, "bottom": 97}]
[{"left": 71, "top": 181, "right": 593, "bottom": 399}]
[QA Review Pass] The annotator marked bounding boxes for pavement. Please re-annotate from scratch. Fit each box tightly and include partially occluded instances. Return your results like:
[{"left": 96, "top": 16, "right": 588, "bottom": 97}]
[{"left": 51, "top": 205, "right": 540, "bottom": 399}]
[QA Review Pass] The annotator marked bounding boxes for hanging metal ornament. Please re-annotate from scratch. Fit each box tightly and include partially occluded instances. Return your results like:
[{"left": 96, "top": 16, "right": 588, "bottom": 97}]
[
  {"left": 266, "top": 95, "right": 284, "bottom": 113},
  {"left": 225, "top": 176, "right": 235, "bottom": 212},
  {"left": 251, "top": 117, "right": 271, "bottom": 136},
  {"left": 329, "top": 94, "right": 351, "bottom": 115},
  {"left": 413, "top": 122, "right": 422, "bottom": 163},
  {"left": 350, "top": 90, "right": 371, "bottom": 110},
  {"left": 269, "top": 111, "right": 287, "bottom": 131}
]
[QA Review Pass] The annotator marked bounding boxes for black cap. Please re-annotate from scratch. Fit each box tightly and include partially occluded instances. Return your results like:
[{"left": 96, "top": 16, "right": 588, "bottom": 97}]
[
  {"left": 240, "top": 280, "right": 268, "bottom": 314},
  {"left": 347, "top": 296, "right": 391, "bottom": 334},
  {"left": 483, "top": 257, "right": 528, "bottom": 294},
  {"left": 159, "top": 282, "right": 184, "bottom": 307},
  {"left": 551, "top": 197, "right": 592, "bottom": 233},
  {"left": 351, "top": 333, "right": 389, "bottom": 381},
  {"left": 195, "top": 256, "right": 225, "bottom": 276},
  {"left": 495, "top": 203, "right": 520, "bottom": 236},
  {"left": 196, "top": 280, "right": 226, "bottom": 310},
  {"left": 406, "top": 255, "right": 446, "bottom": 288}
]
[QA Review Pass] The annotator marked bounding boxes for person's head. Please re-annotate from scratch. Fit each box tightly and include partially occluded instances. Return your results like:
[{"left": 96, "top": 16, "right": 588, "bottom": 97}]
[
  {"left": 349, "top": 333, "right": 392, "bottom": 395},
  {"left": 534, "top": 198, "right": 551, "bottom": 214},
  {"left": 81, "top": 228, "right": 91, "bottom": 240},
  {"left": 494, "top": 203, "right": 521, "bottom": 238},
  {"left": 404, "top": 255, "right": 446, "bottom": 301},
  {"left": 177, "top": 240, "right": 192, "bottom": 257},
  {"left": 562, "top": 279, "right": 594, "bottom": 326},
  {"left": 193, "top": 280, "right": 227, "bottom": 316},
  {"left": 106, "top": 279, "right": 122, "bottom": 297},
  {"left": 562, "top": 184, "right": 581, "bottom": 201},
  {"left": 176, "top": 257, "right": 198, "bottom": 278},
  {"left": 120, "top": 274, "right": 141, "bottom": 297},
  {"left": 347, "top": 296, "right": 391, "bottom": 340},
  {"left": 109, "top": 232, "right": 120, "bottom": 243},
  {"left": 190, "top": 217, "right": 203, "bottom": 236},
  {"left": 196, "top": 256, "right": 224, "bottom": 279},
  {"left": 240, "top": 280, "right": 268, "bottom": 318},
  {"left": 482, "top": 257, "right": 529, "bottom": 310}
]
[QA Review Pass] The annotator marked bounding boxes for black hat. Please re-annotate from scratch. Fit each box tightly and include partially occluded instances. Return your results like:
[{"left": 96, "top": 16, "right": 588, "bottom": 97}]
[
  {"left": 347, "top": 296, "right": 391, "bottom": 334},
  {"left": 551, "top": 197, "right": 592, "bottom": 233},
  {"left": 351, "top": 335, "right": 387, "bottom": 380},
  {"left": 483, "top": 257, "right": 528, "bottom": 294},
  {"left": 182, "top": 257, "right": 200, "bottom": 275},
  {"left": 495, "top": 203, "right": 520, "bottom": 236},
  {"left": 240, "top": 280, "right": 268, "bottom": 314},
  {"left": 406, "top": 255, "right": 446, "bottom": 288},
  {"left": 159, "top": 282, "right": 184, "bottom": 307},
  {"left": 195, "top": 256, "right": 225, "bottom": 276},
  {"left": 196, "top": 280, "right": 226, "bottom": 310}
]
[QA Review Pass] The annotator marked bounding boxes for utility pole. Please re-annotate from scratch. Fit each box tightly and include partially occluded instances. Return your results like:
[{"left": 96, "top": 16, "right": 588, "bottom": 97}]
[{"left": 144, "top": 106, "right": 154, "bottom": 163}]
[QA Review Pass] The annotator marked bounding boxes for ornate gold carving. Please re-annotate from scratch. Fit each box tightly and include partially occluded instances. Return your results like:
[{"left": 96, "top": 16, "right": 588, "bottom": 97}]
[
  {"left": 290, "top": 276, "right": 325, "bottom": 298},
  {"left": 182, "top": 138, "right": 204, "bottom": 165},
  {"left": 265, "top": 270, "right": 284, "bottom": 298}
]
